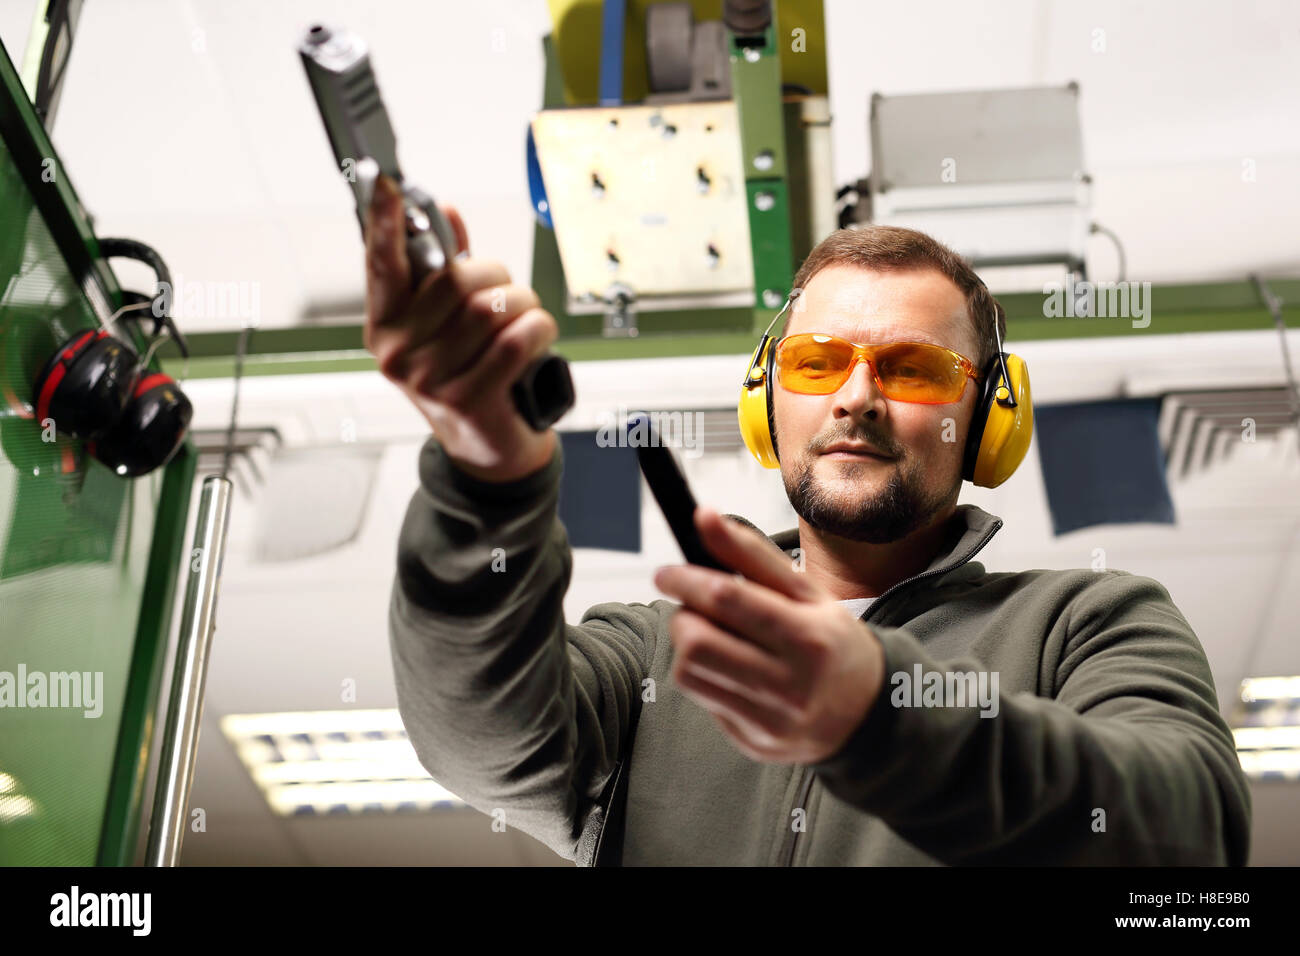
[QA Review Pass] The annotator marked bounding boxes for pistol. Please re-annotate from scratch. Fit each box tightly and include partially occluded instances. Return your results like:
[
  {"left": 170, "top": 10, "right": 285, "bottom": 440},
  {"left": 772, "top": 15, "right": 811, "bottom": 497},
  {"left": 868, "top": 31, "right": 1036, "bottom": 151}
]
[{"left": 299, "top": 23, "right": 575, "bottom": 431}]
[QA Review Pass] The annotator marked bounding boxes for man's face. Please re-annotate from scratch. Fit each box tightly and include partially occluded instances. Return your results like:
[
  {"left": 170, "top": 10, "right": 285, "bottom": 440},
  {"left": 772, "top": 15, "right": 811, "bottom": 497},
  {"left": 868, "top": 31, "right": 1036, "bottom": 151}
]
[{"left": 773, "top": 264, "right": 981, "bottom": 544}]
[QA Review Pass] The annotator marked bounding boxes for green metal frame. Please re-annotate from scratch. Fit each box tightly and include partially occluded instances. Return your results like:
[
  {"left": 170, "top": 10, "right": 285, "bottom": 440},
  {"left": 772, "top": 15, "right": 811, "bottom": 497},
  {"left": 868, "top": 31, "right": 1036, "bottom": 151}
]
[
  {"left": 0, "top": 35, "right": 196, "bottom": 866},
  {"left": 96, "top": 445, "right": 196, "bottom": 866},
  {"left": 729, "top": 18, "right": 796, "bottom": 334},
  {"left": 151, "top": 277, "right": 1300, "bottom": 380}
]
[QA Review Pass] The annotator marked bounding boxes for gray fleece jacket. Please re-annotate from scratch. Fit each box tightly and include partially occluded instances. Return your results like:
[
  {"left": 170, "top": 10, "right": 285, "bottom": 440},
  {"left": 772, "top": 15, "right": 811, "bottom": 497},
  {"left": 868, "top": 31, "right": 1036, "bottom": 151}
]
[{"left": 388, "top": 434, "right": 1252, "bottom": 866}]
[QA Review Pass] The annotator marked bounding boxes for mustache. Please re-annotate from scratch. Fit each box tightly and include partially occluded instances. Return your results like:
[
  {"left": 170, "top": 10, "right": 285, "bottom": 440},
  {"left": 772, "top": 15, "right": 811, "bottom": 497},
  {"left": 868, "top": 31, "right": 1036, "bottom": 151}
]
[{"left": 812, "top": 428, "right": 901, "bottom": 457}]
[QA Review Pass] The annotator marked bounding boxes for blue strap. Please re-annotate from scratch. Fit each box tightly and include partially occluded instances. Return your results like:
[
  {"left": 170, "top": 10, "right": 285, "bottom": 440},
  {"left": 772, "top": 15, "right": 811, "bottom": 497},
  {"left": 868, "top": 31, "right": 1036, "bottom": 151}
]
[
  {"left": 525, "top": 125, "right": 552, "bottom": 228},
  {"left": 599, "top": 0, "right": 626, "bottom": 106}
]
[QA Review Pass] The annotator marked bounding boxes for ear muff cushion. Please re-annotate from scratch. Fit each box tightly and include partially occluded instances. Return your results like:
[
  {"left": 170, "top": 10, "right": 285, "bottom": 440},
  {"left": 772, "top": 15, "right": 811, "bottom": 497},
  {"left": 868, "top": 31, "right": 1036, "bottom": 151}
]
[
  {"left": 765, "top": 337, "right": 778, "bottom": 464},
  {"left": 90, "top": 375, "right": 193, "bottom": 477},
  {"left": 33, "top": 332, "right": 137, "bottom": 439},
  {"left": 962, "top": 353, "right": 1003, "bottom": 482}
]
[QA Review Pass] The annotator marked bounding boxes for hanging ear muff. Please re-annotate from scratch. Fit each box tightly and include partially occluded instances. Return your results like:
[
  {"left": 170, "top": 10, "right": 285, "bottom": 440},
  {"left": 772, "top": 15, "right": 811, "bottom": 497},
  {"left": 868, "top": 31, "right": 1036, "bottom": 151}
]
[
  {"left": 81, "top": 288, "right": 192, "bottom": 477},
  {"left": 961, "top": 349, "right": 1033, "bottom": 488},
  {"left": 29, "top": 241, "right": 193, "bottom": 479}
]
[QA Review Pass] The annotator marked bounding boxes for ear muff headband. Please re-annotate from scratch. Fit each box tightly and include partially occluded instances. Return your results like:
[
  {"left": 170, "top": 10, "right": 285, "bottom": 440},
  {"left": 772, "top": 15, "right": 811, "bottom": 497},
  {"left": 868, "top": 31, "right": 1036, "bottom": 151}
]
[{"left": 737, "top": 296, "right": 1034, "bottom": 488}]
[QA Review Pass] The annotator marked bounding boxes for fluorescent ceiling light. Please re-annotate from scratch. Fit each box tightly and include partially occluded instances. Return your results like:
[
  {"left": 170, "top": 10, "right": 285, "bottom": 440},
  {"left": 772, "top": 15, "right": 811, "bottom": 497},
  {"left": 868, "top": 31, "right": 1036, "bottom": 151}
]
[
  {"left": 220, "top": 709, "right": 467, "bottom": 816},
  {"left": 1239, "top": 676, "right": 1300, "bottom": 702},
  {"left": 1235, "top": 750, "right": 1300, "bottom": 777},
  {"left": 1233, "top": 726, "right": 1300, "bottom": 750},
  {"left": 1231, "top": 676, "right": 1300, "bottom": 782}
]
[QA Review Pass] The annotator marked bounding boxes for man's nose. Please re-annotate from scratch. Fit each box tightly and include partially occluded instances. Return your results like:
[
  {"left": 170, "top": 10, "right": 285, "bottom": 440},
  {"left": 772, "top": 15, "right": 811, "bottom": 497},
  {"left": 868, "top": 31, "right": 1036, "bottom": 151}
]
[{"left": 834, "top": 358, "right": 888, "bottom": 419}]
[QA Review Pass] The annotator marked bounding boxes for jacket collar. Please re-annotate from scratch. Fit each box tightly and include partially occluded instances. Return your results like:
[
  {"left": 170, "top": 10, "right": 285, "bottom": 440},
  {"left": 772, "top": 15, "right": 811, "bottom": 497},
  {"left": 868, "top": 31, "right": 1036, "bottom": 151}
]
[{"left": 725, "top": 503, "right": 1004, "bottom": 594}]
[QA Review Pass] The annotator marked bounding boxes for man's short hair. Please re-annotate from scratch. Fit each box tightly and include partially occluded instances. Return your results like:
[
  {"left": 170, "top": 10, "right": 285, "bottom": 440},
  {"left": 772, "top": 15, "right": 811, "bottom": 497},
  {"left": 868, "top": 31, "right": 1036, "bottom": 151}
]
[{"left": 785, "top": 225, "right": 1007, "bottom": 372}]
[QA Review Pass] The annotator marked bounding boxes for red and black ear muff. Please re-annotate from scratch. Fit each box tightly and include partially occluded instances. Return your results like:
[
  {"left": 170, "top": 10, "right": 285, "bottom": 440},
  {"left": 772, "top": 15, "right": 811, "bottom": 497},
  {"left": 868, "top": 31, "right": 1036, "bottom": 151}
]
[
  {"left": 32, "top": 330, "right": 193, "bottom": 478},
  {"left": 31, "top": 328, "right": 138, "bottom": 440},
  {"left": 30, "top": 242, "right": 194, "bottom": 479},
  {"left": 87, "top": 370, "right": 193, "bottom": 477}
]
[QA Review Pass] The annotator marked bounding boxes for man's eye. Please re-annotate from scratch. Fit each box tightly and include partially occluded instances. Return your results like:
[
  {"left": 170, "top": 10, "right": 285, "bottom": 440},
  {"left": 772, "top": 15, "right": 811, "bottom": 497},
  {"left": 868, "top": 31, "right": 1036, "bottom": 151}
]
[{"left": 891, "top": 364, "right": 939, "bottom": 381}]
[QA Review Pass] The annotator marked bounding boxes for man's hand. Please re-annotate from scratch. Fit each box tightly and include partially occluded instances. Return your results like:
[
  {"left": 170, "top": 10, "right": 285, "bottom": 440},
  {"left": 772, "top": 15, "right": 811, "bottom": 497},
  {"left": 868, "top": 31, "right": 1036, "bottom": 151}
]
[
  {"left": 652, "top": 507, "right": 886, "bottom": 765},
  {"left": 363, "top": 173, "right": 559, "bottom": 483}
]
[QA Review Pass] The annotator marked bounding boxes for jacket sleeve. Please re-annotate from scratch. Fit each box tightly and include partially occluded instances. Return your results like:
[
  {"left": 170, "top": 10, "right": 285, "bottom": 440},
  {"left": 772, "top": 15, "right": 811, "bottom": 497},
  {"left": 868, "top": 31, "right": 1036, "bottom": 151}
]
[
  {"left": 810, "top": 570, "right": 1253, "bottom": 865},
  {"left": 387, "top": 434, "right": 665, "bottom": 863}
]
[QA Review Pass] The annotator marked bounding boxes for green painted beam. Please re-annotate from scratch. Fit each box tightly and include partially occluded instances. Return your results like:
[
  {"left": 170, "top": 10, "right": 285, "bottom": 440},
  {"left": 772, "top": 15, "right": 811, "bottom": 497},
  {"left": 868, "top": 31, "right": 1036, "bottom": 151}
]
[
  {"left": 164, "top": 294, "right": 1298, "bottom": 381},
  {"left": 157, "top": 276, "right": 1300, "bottom": 379}
]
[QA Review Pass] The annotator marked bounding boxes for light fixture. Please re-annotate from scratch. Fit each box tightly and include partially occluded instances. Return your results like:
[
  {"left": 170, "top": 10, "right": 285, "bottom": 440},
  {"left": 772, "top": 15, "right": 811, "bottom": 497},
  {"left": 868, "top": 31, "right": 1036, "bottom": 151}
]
[
  {"left": 220, "top": 710, "right": 467, "bottom": 816},
  {"left": 1231, "top": 676, "right": 1300, "bottom": 782}
]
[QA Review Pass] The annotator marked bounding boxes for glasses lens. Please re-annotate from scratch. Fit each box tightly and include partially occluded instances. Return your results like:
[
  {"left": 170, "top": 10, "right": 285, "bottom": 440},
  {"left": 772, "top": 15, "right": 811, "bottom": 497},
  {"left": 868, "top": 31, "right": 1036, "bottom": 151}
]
[
  {"left": 875, "top": 343, "right": 965, "bottom": 401},
  {"left": 776, "top": 334, "right": 855, "bottom": 394},
  {"left": 775, "top": 335, "right": 970, "bottom": 402}
]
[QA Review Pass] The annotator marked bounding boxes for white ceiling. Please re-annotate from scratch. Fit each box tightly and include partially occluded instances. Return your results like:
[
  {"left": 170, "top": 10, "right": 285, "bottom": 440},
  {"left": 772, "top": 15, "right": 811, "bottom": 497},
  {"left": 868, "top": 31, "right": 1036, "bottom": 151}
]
[{"left": 1, "top": 0, "right": 1296, "bottom": 865}]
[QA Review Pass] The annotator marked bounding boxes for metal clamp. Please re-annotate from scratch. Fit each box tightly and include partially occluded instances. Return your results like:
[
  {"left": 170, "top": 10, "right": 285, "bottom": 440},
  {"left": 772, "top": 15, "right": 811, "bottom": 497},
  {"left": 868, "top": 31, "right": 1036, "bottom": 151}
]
[{"left": 603, "top": 282, "right": 638, "bottom": 337}]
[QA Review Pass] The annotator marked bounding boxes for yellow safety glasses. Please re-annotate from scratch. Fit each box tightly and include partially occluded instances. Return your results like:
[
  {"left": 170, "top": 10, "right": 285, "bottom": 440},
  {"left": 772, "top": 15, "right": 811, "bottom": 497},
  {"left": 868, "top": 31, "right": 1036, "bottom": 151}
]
[{"left": 774, "top": 332, "right": 980, "bottom": 404}]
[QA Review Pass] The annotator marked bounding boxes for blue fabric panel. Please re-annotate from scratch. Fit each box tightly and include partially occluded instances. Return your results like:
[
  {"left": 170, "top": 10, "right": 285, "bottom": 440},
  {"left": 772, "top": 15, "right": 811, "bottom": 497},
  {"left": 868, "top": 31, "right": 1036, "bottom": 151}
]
[
  {"left": 1033, "top": 397, "right": 1176, "bottom": 536},
  {"left": 558, "top": 429, "right": 641, "bottom": 552}
]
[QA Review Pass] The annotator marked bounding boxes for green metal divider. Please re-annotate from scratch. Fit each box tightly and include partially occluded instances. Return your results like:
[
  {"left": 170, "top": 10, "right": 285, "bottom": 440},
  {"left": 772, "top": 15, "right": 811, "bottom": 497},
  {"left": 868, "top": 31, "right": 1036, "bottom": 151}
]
[
  {"left": 0, "top": 35, "right": 194, "bottom": 866},
  {"left": 147, "top": 275, "right": 1300, "bottom": 381}
]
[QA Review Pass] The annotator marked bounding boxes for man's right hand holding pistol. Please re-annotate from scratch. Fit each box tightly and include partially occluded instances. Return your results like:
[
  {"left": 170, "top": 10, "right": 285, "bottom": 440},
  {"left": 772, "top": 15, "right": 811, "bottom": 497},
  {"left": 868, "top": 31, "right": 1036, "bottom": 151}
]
[{"left": 363, "top": 173, "right": 559, "bottom": 484}]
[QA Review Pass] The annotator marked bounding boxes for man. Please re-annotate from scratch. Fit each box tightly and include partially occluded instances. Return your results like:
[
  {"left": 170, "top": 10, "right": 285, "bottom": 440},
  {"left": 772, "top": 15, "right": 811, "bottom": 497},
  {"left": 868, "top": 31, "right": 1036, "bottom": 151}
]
[{"left": 366, "top": 174, "right": 1251, "bottom": 865}]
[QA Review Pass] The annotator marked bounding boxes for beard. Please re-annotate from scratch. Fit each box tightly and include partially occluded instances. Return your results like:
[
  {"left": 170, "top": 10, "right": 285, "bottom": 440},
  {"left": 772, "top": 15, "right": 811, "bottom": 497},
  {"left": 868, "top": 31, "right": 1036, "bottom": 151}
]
[{"left": 783, "top": 450, "right": 952, "bottom": 544}]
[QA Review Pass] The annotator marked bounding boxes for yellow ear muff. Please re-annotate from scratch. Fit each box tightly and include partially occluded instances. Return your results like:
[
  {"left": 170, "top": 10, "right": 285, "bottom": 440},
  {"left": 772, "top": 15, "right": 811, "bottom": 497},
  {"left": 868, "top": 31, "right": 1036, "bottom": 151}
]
[
  {"left": 970, "top": 352, "right": 1033, "bottom": 488},
  {"left": 738, "top": 337, "right": 780, "bottom": 469}
]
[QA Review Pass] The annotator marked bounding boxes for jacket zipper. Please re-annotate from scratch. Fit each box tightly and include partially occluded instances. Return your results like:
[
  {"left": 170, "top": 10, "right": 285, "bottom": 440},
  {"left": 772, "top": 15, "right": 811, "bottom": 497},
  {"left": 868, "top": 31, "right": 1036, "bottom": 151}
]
[{"left": 779, "top": 519, "right": 1003, "bottom": 866}]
